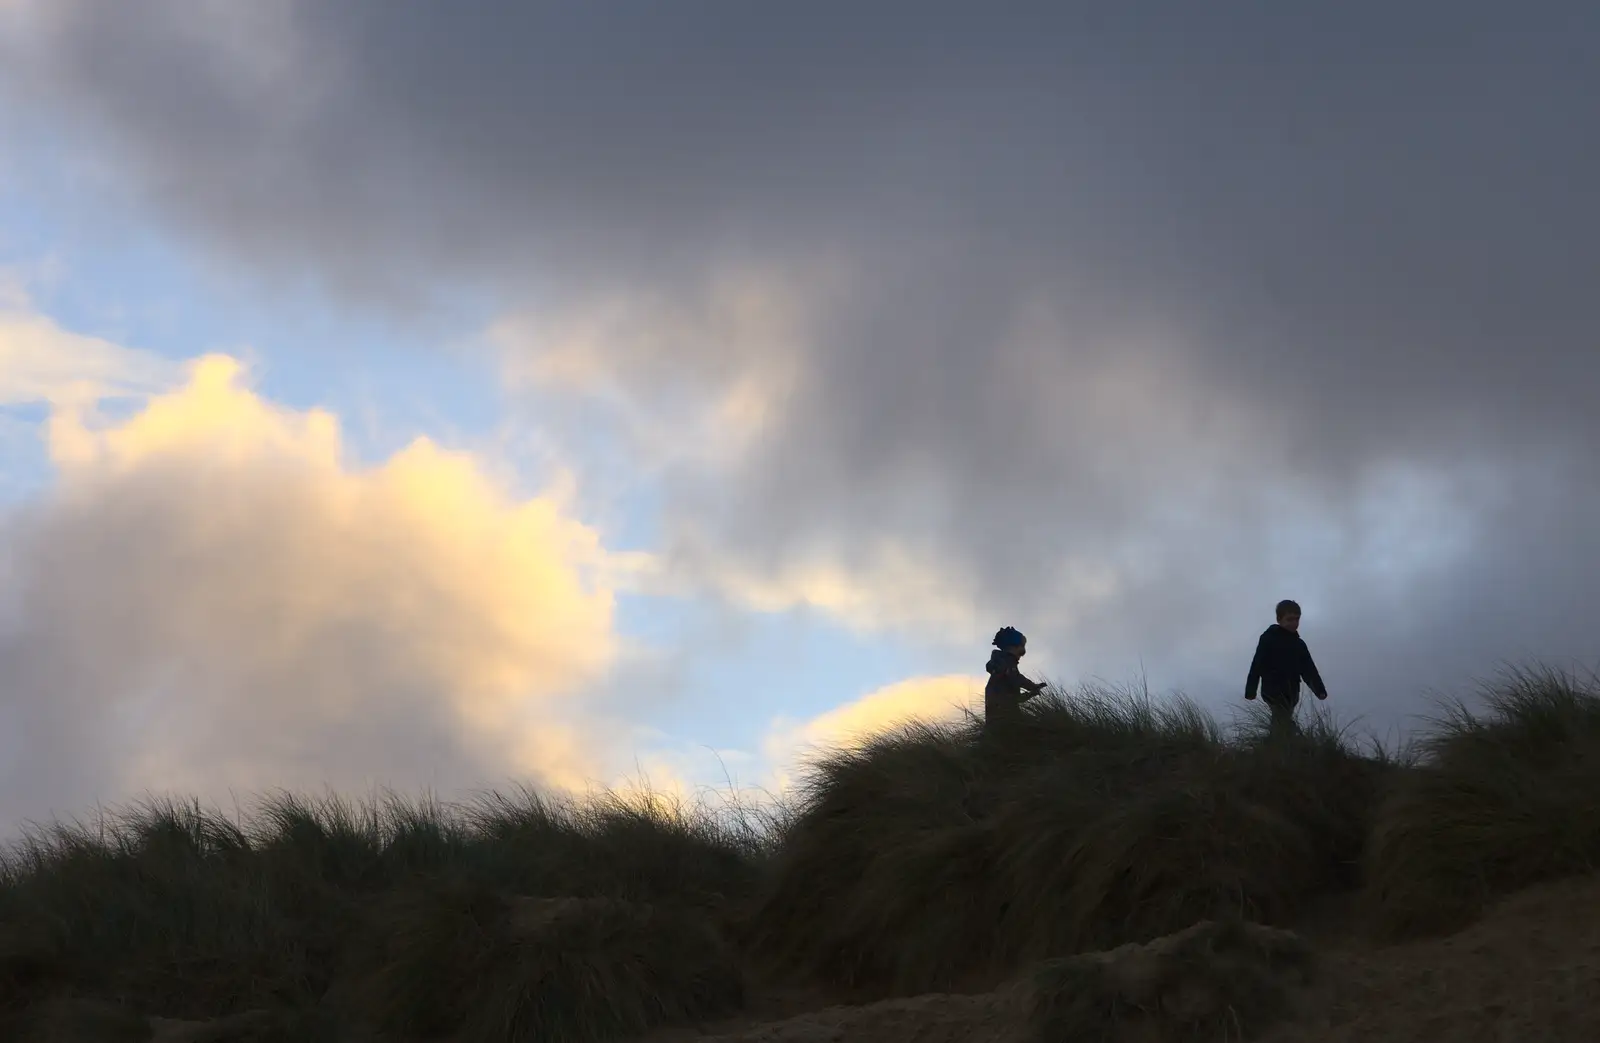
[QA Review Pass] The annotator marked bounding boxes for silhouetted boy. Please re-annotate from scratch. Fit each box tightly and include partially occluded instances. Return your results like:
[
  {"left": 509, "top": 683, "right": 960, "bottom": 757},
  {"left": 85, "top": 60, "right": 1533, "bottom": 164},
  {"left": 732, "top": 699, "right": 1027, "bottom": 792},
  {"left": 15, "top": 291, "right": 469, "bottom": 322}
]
[
  {"left": 985, "top": 626, "right": 1045, "bottom": 730},
  {"left": 1245, "top": 599, "right": 1327, "bottom": 736}
]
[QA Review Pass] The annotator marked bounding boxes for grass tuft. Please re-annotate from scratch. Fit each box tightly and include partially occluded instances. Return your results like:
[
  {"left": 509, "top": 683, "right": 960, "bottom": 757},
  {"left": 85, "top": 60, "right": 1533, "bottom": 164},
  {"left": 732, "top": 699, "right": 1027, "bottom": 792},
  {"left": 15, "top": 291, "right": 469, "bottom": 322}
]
[
  {"left": 1028, "top": 918, "right": 1316, "bottom": 1042},
  {"left": 743, "top": 683, "right": 1386, "bottom": 994},
  {"left": 1364, "top": 665, "right": 1600, "bottom": 938},
  {"left": 0, "top": 785, "right": 762, "bottom": 1038},
  {"left": 357, "top": 879, "right": 744, "bottom": 1043}
]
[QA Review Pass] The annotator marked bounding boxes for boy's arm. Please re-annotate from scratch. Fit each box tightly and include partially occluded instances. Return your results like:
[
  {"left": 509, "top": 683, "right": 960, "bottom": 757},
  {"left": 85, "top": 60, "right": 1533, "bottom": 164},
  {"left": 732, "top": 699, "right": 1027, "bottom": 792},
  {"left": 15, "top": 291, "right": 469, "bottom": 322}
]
[
  {"left": 1245, "top": 634, "right": 1267, "bottom": 699},
  {"left": 1299, "top": 642, "right": 1328, "bottom": 699},
  {"left": 1019, "top": 672, "right": 1044, "bottom": 699}
]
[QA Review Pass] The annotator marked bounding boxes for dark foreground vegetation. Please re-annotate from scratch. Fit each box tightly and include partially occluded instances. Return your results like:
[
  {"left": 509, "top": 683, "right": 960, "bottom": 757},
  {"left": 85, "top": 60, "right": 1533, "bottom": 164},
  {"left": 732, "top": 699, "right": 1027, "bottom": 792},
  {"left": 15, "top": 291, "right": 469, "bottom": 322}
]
[{"left": 2, "top": 665, "right": 1598, "bottom": 1042}]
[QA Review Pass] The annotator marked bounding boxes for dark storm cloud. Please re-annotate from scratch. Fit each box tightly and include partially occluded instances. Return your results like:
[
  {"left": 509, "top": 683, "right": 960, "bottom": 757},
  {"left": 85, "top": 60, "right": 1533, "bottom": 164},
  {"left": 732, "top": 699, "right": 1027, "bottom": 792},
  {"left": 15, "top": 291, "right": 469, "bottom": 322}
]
[{"left": 4, "top": 1, "right": 1598, "bottom": 724}]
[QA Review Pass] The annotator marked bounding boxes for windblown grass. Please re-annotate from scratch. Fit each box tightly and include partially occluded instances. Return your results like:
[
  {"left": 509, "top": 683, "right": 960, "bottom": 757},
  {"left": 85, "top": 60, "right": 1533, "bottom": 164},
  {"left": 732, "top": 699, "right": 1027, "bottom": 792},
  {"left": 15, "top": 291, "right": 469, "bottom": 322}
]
[
  {"left": 4, "top": 663, "right": 1600, "bottom": 1036},
  {"left": 742, "top": 682, "right": 1392, "bottom": 995},
  {"left": 0, "top": 785, "right": 768, "bottom": 1040},
  {"left": 356, "top": 881, "right": 744, "bottom": 1043},
  {"left": 1364, "top": 665, "right": 1600, "bottom": 938}
]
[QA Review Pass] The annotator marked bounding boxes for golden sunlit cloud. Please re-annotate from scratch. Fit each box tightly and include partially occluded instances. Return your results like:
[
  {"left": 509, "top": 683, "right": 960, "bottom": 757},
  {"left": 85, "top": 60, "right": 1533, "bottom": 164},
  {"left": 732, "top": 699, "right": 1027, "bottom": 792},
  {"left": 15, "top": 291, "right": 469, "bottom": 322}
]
[
  {"left": 1, "top": 349, "right": 641, "bottom": 828},
  {"left": 761, "top": 674, "right": 984, "bottom": 790}
]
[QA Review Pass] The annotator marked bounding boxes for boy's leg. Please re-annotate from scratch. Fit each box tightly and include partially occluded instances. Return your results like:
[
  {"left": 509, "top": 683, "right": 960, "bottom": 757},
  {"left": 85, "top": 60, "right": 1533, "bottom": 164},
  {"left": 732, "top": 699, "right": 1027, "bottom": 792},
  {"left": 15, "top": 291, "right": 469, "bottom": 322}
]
[{"left": 1265, "top": 692, "right": 1300, "bottom": 738}]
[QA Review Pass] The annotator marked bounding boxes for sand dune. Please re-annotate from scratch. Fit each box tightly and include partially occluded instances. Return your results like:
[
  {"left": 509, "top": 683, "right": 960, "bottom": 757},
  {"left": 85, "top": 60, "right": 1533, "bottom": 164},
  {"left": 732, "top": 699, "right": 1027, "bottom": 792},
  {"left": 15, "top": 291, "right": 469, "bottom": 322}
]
[{"left": 646, "top": 874, "right": 1600, "bottom": 1043}]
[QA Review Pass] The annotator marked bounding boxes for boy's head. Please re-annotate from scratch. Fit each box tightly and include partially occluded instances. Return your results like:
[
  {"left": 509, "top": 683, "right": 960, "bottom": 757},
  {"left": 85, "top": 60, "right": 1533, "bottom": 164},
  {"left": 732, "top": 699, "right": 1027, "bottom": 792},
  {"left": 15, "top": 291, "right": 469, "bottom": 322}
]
[{"left": 1275, "top": 599, "right": 1302, "bottom": 631}]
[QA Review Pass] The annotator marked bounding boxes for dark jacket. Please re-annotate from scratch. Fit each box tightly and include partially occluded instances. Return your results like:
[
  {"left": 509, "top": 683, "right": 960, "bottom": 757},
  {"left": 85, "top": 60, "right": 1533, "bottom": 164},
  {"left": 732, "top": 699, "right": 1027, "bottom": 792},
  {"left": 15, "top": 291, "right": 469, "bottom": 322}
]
[
  {"left": 985, "top": 649, "right": 1043, "bottom": 724},
  {"left": 1246, "top": 624, "right": 1327, "bottom": 703}
]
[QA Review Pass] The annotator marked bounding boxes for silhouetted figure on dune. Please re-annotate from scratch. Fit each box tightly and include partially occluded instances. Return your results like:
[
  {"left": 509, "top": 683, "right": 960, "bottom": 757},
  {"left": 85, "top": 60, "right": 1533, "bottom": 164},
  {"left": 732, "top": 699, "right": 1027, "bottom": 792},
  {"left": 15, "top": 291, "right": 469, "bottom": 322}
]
[
  {"left": 1245, "top": 599, "right": 1328, "bottom": 737},
  {"left": 985, "top": 626, "right": 1045, "bottom": 732}
]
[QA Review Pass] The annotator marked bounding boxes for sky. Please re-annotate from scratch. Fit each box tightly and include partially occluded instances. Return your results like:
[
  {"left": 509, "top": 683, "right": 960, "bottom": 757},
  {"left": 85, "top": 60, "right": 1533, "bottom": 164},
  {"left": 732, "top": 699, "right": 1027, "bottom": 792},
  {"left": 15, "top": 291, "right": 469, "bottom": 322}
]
[{"left": 0, "top": 1, "right": 1596, "bottom": 837}]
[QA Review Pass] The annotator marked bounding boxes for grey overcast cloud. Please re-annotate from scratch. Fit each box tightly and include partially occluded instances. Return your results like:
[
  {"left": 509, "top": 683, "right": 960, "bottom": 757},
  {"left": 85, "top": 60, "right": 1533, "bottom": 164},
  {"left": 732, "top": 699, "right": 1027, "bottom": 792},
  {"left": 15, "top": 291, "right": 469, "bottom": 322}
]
[{"left": 0, "top": 1, "right": 1597, "bottom": 829}]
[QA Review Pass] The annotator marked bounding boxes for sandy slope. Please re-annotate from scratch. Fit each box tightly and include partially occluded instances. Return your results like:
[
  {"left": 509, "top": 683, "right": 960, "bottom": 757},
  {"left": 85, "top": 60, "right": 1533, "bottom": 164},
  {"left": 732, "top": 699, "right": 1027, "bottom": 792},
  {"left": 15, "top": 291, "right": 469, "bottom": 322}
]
[
  {"left": 648, "top": 987, "right": 1027, "bottom": 1043},
  {"left": 1262, "top": 873, "right": 1600, "bottom": 1043},
  {"left": 651, "top": 874, "right": 1600, "bottom": 1043}
]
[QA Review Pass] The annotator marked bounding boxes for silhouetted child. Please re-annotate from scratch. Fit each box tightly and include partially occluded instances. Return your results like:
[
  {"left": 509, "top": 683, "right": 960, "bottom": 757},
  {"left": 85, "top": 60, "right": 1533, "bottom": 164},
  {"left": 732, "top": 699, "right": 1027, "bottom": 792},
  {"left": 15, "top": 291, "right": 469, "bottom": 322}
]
[
  {"left": 985, "top": 626, "right": 1045, "bottom": 730},
  {"left": 1245, "top": 599, "right": 1328, "bottom": 736}
]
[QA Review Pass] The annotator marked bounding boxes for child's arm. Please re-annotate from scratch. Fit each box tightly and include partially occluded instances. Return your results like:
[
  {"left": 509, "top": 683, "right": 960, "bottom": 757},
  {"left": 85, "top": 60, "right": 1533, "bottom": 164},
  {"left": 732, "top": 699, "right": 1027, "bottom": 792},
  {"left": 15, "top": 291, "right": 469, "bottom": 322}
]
[
  {"left": 1298, "top": 642, "right": 1328, "bottom": 699},
  {"left": 996, "top": 659, "right": 1044, "bottom": 701},
  {"left": 1245, "top": 634, "right": 1268, "bottom": 699}
]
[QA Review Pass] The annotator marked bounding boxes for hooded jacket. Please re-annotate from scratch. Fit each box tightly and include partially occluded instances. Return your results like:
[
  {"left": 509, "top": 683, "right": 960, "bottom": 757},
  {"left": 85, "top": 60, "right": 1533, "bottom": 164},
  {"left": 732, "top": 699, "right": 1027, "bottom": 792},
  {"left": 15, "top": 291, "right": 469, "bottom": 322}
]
[
  {"left": 985, "top": 648, "right": 1043, "bottom": 724},
  {"left": 1246, "top": 624, "right": 1327, "bottom": 703}
]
